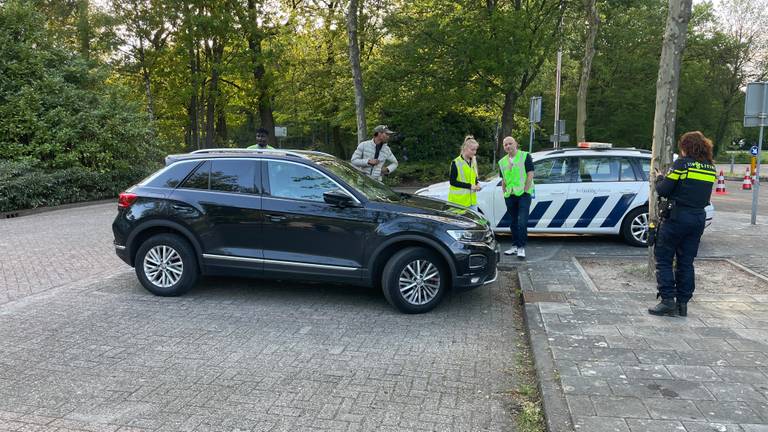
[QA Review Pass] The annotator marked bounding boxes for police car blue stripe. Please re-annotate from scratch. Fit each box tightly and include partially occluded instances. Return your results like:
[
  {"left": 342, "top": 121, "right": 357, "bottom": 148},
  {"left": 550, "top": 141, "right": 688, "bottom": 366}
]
[
  {"left": 527, "top": 201, "right": 552, "bottom": 228},
  {"left": 600, "top": 193, "right": 637, "bottom": 228},
  {"left": 496, "top": 200, "right": 552, "bottom": 229},
  {"left": 548, "top": 199, "right": 580, "bottom": 228},
  {"left": 575, "top": 196, "right": 608, "bottom": 228}
]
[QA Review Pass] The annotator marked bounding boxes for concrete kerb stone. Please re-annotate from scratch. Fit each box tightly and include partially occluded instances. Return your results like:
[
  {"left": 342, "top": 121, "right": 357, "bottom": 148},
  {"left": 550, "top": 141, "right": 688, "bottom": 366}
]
[
  {"left": 0, "top": 198, "right": 115, "bottom": 219},
  {"left": 518, "top": 270, "right": 574, "bottom": 432}
]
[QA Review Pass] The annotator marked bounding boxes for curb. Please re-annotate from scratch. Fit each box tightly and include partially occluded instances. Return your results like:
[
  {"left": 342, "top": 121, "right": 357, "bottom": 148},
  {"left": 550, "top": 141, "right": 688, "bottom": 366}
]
[
  {"left": 0, "top": 199, "right": 115, "bottom": 220},
  {"left": 517, "top": 270, "right": 574, "bottom": 432}
]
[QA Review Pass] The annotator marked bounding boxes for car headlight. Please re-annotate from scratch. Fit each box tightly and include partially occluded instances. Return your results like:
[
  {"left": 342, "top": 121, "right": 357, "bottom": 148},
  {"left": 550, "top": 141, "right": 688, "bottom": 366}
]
[{"left": 447, "top": 229, "right": 487, "bottom": 243}]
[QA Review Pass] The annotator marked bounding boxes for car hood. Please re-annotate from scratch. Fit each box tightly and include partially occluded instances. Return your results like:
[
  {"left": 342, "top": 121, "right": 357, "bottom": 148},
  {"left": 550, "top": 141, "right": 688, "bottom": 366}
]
[
  {"left": 377, "top": 193, "right": 489, "bottom": 229},
  {"left": 415, "top": 179, "right": 498, "bottom": 199}
]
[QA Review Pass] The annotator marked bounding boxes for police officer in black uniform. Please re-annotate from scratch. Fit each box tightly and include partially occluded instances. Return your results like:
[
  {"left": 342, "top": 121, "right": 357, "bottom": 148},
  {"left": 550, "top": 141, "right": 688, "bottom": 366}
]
[{"left": 649, "top": 131, "right": 716, "bottom": 317}]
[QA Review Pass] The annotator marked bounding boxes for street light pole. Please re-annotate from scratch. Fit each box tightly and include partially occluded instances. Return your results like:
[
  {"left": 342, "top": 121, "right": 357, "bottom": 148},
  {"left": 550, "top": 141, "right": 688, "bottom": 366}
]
[{"left": 553, "top": 50, "right": 562, "bottom": 149}]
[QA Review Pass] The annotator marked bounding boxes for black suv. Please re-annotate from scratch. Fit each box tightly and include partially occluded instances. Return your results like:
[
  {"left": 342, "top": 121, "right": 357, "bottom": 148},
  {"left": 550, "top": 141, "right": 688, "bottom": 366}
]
[{"left": 113, "top": 149, "right": 499, "bottom": 313}]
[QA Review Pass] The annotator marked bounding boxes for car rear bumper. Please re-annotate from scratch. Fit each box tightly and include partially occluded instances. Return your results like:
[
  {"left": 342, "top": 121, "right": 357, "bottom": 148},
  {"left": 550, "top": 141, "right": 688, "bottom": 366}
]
[{"left": 114, "top": 243, "right": 131, "bottom": 266}]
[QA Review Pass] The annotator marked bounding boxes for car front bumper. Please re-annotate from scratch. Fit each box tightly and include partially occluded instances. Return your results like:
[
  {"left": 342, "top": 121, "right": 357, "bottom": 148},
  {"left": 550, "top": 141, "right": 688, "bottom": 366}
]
[{"left": 452, "top": 239, "right": 500, "bottom": 291}]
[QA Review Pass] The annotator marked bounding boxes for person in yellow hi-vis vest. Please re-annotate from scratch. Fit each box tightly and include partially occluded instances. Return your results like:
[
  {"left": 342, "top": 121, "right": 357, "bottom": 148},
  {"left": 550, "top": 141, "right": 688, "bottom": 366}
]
[
  {"left": 447, "top": 136, "right": 481, "bottom": 211},
  {"left": 499, "top": 136, "right": 534, "bottom": 259}
]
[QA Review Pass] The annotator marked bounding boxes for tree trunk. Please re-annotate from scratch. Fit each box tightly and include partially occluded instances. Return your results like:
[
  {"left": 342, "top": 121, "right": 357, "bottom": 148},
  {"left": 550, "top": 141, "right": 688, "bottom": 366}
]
[
  {"left": 648, "top": 0, "right": 693, "bottom": 274},
  {"left": 347, "top": 0, "right": 367, "bottom": 144},
  {"left": 76, "top": 0, "right": 90, "bottom": 61},
  {"left": 576, "top": 0, "right": 599, "bottom": 143},
  {"left": 246, "top": 0, "right": 277, "bottom": 147},
  {"left": 332, "top": 125, "right": 345, "bottom": 159},
  {"left": 138, "top": 39, "right": 155, "bottom": 123},
  {"left": 499, "top": 90, "right": 518, "bottom": 154},
  {"left": 205, "top": 40, "right": 224, "bottom": 149}
]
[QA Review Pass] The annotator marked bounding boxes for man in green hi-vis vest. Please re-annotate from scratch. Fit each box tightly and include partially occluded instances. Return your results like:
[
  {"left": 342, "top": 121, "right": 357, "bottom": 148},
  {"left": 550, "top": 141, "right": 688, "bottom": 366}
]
[
  {"left": 247, "top": 128, "right": 275, "bottom": 150},
  {"left": 499, "top": 136, "right": 534, "bottom": 259}
]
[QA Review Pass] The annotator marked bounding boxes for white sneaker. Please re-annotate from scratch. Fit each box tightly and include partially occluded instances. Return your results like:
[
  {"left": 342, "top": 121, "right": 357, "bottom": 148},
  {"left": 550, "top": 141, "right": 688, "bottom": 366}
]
[
  {"left": 504, "top": 247, "right": 518, "bottom": 256},
  {"left": 517, "top": 248, "right": 526, "bottom": 259}
]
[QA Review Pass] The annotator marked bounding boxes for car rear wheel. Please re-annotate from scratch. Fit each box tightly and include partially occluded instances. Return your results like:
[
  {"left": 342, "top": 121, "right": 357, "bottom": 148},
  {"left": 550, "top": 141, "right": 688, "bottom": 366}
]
[
  {"left": 381, "top": 247, "right": 447, "bottom": 314},
  {"left": 135, "top": 234, "right": 198, "bottom": 296},
  {"left": 621, "top": 207, "right": 649, "bottom": 247}
]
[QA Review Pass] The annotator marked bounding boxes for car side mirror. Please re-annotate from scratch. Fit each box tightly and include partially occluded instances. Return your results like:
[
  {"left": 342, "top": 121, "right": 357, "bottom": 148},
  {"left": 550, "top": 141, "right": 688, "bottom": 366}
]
[{"left": 323, "top": 190, "right": 359, "bottom": 208}]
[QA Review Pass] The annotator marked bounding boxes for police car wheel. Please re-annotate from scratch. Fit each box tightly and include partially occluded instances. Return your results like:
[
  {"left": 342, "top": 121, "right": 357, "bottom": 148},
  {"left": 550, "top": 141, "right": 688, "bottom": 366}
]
[
  {"left": 621, "top": 207, "right": 649, "bottom": 247},
  {"left": 381, "top": 247, "right": 447, "bottom": 314},
  {"left": 135, "top": 234, "right": 198, "bottom": 296}
]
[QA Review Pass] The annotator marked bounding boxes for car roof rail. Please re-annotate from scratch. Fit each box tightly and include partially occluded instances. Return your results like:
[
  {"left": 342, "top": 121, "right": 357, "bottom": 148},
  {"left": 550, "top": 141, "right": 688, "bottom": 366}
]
[
  {"left": 544, "top": 147, "right": 651, "bottom": 156},
  {"left": 189, "top": 147, "right": 313, "bottom": 159}
]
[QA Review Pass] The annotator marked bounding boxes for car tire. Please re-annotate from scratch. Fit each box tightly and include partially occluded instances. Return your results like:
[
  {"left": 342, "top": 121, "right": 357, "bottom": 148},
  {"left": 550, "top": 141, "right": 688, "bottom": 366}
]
[
  {"left": 621, "top": 206, "right": 649, "bottom": 247},
  {"left": 135, "top": 234, "right": 198, "bottom": 296},
  {"left": 381, "top": 247, "right": 447, "bottom": 314}
]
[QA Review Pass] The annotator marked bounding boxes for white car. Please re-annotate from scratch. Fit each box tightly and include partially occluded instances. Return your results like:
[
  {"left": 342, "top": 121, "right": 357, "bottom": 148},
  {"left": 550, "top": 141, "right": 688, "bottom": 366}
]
[{"left": 415, "top": 145, "right": 714, "bottom": 247}]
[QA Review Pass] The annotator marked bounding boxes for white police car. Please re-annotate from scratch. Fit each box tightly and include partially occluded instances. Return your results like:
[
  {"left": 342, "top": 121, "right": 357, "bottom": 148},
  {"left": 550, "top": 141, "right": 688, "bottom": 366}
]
[{"left": 415, "top": 143, "right": 714, "bottom": 247}]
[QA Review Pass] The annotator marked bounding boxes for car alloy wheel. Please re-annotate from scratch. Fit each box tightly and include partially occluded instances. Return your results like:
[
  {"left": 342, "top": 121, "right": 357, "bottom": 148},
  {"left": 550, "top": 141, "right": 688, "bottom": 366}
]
[
  {"left": 398, "top": 259, "right": 441, "bottom": 306},
  {"left": 143, "top": 245, "right": 184, "bottom": 288},
  {"left": 630, "top": 211, "right": 649, "bottom": 245}
]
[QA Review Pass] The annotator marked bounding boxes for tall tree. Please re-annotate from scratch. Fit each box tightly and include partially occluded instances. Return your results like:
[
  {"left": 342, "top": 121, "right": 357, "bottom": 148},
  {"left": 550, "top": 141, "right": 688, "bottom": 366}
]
[
  {"left": 576, "top": 0, "right": 599, "bottom": 142},
  {"left": 649, "top": 0, "right": 693, "bottom": 269},
  {"left": 347, "top": 0, "right": 366, "bottom": 144}
]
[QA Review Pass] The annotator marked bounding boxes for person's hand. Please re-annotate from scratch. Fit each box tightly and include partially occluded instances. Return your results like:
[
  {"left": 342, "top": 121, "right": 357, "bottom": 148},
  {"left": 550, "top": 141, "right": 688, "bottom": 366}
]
[
  {"left": 367, "top": 159, "right": 379, "bottom": 166},
  {"left": 382, "top": 167, "right": 389, "bottom": 175},
  {"left": 471, "top": 184, "right": 482, "bottom": 191}
]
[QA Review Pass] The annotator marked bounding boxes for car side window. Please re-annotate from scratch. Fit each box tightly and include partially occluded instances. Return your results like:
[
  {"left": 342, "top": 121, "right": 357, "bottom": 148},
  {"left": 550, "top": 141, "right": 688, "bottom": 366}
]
[
  {"left": 181, "top": 161, "right": 210, "bottom": 190},
  {"left": 210, "top": 160, "right": 258, "bottom": 194},
  {"left": 142, "top": 161, "right": 201, "bottom": 189},
  {"left": 266, "top": 161, "right": 337, "bottom": 202},
  {"left": 640, "top": 158, "right": 651, "bottom": 180},
  {"left": 619, "top": 158, "right": 639, "bottom": 181},
  {"left": 533, "top": 158, "right": 572, "bottom": 184},
  {"left": 579, "top": 157, "right": 619, "bottom": 182}
]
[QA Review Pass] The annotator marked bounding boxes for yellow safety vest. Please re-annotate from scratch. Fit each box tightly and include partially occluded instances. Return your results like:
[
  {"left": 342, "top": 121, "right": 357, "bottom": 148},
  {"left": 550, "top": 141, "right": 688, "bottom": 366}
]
[
  {"left": 447, "top": 156, "right": 478, "bottom": 207},
  {"left": 499, "top": 151, "right": 534, "bottom": 198}
]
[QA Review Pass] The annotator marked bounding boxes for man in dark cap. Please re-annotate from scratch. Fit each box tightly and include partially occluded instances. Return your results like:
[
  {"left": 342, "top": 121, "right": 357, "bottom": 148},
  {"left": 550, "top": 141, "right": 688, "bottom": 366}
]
[{"left": 351, "top": 125, "right": 399, "bottom": 181}]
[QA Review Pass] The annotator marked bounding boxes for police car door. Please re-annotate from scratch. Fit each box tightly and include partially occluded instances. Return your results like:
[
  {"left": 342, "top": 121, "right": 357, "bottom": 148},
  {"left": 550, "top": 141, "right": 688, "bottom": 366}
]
[
  {"left": 491, "top": 156, "right": 576, "bottom": 232},
  {"left": 567, "top": 156, "right": 641, "bottom": 232}
]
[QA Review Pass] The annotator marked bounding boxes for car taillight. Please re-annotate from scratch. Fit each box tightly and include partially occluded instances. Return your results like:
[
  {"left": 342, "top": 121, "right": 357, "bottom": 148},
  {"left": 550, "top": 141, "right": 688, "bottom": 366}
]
[{"left": 118, "top": 192, "right": 138, "bottom": 209}]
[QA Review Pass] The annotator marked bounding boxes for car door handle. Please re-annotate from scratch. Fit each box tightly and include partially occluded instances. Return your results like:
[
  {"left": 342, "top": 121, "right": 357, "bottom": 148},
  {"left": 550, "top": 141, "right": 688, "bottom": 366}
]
[
  {"left": 265, "top": 214, "right": 287, "bottom": 222},
  {"left": 551, "top": 191, "right": 566, "bottom": 195}
]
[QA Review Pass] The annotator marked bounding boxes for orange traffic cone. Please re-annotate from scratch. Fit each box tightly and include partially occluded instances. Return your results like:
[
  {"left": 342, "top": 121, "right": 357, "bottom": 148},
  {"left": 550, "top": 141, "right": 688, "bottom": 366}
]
[
  {"left": 742, "top": 168, "right": 752, "bottom": 190},
  {"left": 715, "top": 170, "right": 727, "bottom": 194}
]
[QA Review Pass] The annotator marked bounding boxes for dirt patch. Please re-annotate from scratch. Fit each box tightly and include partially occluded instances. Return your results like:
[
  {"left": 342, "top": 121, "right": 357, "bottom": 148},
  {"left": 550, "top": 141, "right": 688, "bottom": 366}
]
[{"left": 577, "top": 258, "right": 768, "bottom": 294}]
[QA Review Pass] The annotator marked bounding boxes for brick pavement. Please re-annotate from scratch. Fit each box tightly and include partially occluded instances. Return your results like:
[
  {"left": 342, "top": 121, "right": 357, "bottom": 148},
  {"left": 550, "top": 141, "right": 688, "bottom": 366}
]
[
  {"left": 507, "top": 211, "right": 768, "bottom": 431},
  {"left": 0, "top": 203, "right": 129, "bottom": 305},
  {"left": 0, "top": 204, "right": 521, "bottom": 431}
]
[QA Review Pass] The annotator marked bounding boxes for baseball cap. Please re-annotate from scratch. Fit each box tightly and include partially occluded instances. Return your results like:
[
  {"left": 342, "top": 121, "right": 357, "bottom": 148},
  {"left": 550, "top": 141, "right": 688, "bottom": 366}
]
[{"left": 373, "top": 125, "right": 395, "bottom": 134}]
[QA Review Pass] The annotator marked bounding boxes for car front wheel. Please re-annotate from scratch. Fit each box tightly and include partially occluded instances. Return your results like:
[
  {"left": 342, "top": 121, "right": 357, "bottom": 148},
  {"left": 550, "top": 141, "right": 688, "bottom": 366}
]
[
  {"left": 135, "top": 234, "right": 198, "bottom": 296},
  {"left": 381, "top": 247, "right": 447, "bottom": 314},
  {"left": 621, "top": 207, "right": 649, "bottom": 247}
]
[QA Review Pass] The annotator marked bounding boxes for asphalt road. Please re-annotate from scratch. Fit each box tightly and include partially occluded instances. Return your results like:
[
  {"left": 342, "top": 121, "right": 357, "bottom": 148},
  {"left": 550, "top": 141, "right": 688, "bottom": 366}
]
[{"left": 709, "top": 182, "right": 768, "bottom": 214}]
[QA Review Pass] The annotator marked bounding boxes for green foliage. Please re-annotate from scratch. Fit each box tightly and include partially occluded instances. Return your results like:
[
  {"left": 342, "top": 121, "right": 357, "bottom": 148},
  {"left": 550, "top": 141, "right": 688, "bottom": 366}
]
[{"left": 0, "top": 160, "right": 156, "bottom": 212}]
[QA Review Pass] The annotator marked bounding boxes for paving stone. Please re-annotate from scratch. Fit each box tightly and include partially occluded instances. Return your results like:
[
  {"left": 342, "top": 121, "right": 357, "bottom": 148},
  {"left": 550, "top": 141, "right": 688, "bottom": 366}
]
[
  {"left": 643, "top": 398, "right": 706, "bottom": 421},
  {"left": 592, "top": 396, "right": 649, "bottom": 419},
  {"left": 723, "top": 352, "right": 768, "bottom": 367},
  {"left": 704, "top": 383, "right": 767, "bottom": 402},
  {"left": 561, "top": 377, "right": 613, "bottom": 396},
  {"left": 695, "top": 328, "right": 744, "bottom": 339},
  {"left": 608, "top": 380, "right": 666, "bottom": 399},
  {"left": 646, "top": 380, "right": 715, "bottom": 401},
  {"left": 566, "top": 395, "right": 595, "bottom": 417},
  {"left": 621, "top": 365, "right": 672, "bottom": 380},
  {"left": 685, "top": 338, "right": 737, "bottom": 352},
  {"left": 727, "top": 339, "right": 768, "bottom": 353},
  {"left": 742, "top": 425, "right": 768, "bottom": 432},
  {"left": 682, "top": 422, "right": 744, "bottom": 432},
  {"left": 635, "top": 350, "right": 683, "bottom": 365},
  {"left": 538, "top": 302, "right": 573, "bottom": 314},
  {"left": 695, "top": 401, "right": 765, "bottom": 424},
  {"left": 624, "top": 418, "right": 686, "bottom": 432},
  {"left": 573, "top": 416, "right": 629, "bottom": 432},
  {"left": 712, "top": 367, "right": 768, "bottom": 384},
  {"left": 666, "top": 366, "right": 722, "bottom": 382},
  {"left": 676, "top": 351, "right": 731, "bottom": 367}
]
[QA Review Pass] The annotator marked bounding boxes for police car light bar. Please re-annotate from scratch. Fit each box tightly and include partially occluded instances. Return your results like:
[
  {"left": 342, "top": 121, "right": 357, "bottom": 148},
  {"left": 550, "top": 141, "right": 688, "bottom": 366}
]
[{"left": 578, "top": 142, "right": 613, "bottom": 149}]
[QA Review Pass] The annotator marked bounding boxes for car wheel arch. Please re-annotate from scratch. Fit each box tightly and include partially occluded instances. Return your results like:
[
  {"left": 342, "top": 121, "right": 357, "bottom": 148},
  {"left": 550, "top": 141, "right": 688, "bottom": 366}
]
[
  {"left": 367, "top": 235, "right": 457, "bottom": 289},
  {"left": 127, "top": 220, "right": 203, "bottom": 269}
]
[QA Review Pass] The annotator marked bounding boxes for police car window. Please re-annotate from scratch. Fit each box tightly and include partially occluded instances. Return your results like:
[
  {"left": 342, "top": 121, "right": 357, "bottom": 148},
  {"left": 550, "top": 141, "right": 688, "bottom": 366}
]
[
  {"left": 181, "top": 161, "right": 210, "bottom": 190},
  {"left": 619, "top": 158, "right": 638, "bottom": 181},
  {"left": 267, "top": 161, "right": 337, "bottom": 202},
  {"left": 640, "top": 159, "right": 651, "bottom": 179},
  {"left": 210, "top": 160, "right": 257, "bottom": 194},
  {"left": 579, "top": 157, "right": 619, "bottom": 182},
  {"left": 533, "top": 158, "right": 571, "bottom": 184}
]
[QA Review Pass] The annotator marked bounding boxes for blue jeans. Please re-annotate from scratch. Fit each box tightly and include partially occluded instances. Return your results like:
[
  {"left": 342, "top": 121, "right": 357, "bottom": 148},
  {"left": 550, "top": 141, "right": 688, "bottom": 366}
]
[
  {"left": 505, "top": 193, "right": 531, "bottom": 248},
  {"left": 654, "top": 208, "right": 705, "bottom": 302}
]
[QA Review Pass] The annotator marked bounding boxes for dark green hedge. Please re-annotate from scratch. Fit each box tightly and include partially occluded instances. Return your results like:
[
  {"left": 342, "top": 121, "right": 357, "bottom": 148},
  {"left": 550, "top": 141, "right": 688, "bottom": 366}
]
[{"left": 0, "top": 160, "right": 157, "bottom": 213}]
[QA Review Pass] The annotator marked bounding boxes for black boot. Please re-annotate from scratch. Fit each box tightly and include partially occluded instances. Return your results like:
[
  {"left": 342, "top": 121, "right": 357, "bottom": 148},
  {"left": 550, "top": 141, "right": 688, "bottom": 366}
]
[
  {"left": 648, "top": 299, "right": 677, "bottom": 316},
  {"left": 677, "top": 301, "right": 687, "bottom": 317}
]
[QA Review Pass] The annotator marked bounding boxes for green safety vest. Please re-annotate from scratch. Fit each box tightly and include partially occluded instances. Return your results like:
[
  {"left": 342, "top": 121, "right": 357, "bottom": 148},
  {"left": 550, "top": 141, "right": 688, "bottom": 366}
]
[
  {"left": 247, "top": 144, "right": 275, "bottom": 149},
  {"left": 447, "top": 156, "right": 478, "bottom": 207},
  {"left": 499, "top": 151, "right": 534, "bottom": 198}
]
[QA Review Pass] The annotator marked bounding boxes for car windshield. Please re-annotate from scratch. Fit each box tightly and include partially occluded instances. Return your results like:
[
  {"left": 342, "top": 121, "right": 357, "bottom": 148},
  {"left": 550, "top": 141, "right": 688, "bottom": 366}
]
[{"left": 315, "top": 158, "right": 402, "bottom": 202}]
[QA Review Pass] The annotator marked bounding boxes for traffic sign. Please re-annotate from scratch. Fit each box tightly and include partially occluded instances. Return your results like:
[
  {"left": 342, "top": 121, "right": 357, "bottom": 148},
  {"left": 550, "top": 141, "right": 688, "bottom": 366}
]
[
  {"left": 751, "top": 145, "right": 759, "bottom": 156},
  {"left": 745, "top": 82, "right": 768, "bottom": 127}
]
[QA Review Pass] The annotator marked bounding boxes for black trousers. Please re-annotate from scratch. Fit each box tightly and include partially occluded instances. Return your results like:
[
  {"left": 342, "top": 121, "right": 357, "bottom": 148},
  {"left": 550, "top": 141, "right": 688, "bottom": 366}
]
[{"left": 654, "top": 208, "right": 706, "bottom": 302}]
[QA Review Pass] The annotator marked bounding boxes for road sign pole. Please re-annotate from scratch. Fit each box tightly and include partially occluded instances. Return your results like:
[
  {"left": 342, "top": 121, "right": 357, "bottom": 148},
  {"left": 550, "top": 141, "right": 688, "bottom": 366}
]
[
  {"left": 752, "top": 122, "right": 764, "bottom": 225},
  {"left": 529, "top": 122, "right": 534, "bottom": 153}
]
